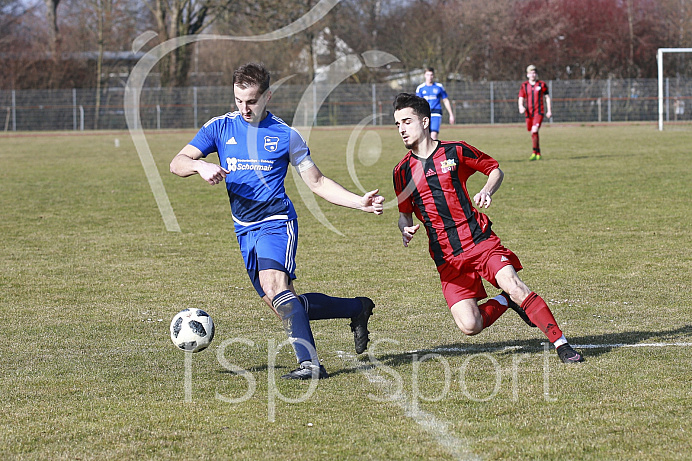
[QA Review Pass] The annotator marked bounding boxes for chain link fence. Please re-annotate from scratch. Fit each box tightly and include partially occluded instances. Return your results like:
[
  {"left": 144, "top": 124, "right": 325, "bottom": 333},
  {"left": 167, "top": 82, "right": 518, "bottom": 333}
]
[{"left": 1, "top": 78, "right": 691, "bottom": 132}]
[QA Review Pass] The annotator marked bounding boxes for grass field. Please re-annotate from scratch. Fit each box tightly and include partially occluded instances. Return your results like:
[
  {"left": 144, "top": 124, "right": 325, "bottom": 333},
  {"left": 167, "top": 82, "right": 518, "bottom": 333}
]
[{"left": 1, "top": 123, "right": 691, "bottom": 460}]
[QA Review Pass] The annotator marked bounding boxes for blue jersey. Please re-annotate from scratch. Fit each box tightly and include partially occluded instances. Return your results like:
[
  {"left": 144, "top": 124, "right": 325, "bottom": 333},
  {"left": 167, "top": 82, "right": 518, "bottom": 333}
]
[
  {"left": 189, "top": 111, "right": 312, "bottom": 235},
  {"left": 416, "top": 82, "right": 448, "bottom": 113}
]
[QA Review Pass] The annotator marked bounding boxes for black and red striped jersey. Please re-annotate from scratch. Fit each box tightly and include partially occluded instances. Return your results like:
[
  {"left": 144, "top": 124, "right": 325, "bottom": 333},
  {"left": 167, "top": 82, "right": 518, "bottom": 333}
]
[
  {"left": 518, "top": 80, "right": 549, "bottom": 117},
  {"left": 393, "top": 141, "right": 499, "bottom": 266}
]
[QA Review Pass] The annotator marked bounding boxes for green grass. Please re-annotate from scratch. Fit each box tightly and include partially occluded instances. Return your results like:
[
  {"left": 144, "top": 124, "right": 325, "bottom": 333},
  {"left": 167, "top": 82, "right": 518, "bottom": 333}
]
[{"left": 1, "top": 123, "right": 691, "bottom": 460}]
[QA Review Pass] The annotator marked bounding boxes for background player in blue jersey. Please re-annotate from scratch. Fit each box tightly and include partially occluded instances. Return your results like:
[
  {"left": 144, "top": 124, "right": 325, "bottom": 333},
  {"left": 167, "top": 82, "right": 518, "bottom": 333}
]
[
  {"left": 170, "top": 63, "right": 385, "bottom": 380},
  {"left": 416, "top": 67, "right": 455, "bottom": 140}
]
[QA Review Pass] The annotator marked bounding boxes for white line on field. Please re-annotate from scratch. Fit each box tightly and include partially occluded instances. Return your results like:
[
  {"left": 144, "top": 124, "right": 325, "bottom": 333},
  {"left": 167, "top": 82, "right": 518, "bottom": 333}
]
[
  {"left": 572, "top": 342, "right": 692, "bottom": 349},
  {"left": 406, "top": 342, "right": 692, "bottom": 355},
  {"left": 335, "top": 341, "right": 690, "bottom": 459},
  {"left": 337, "top": 351, "right": 480, "bottom": 461}
]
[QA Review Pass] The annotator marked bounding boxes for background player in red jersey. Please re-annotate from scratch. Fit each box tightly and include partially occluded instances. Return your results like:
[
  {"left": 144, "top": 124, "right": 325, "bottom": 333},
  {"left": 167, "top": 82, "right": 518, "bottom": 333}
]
[
  {"left": 392, "top": 92, "right": 583, "bottom": 364},
  {"left": 518, "top": 64, "right": 552, "bottom": 160}
]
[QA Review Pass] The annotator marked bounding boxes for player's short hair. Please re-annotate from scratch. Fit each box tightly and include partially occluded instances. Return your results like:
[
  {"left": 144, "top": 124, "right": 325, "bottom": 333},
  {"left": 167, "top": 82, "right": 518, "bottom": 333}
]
[
  {"left": 425, "top": 66, "right": 435, "bottom": 73},
  {"left": 233, "top": 63, "right": 271, "bottom": 94},
  {"left": 526, "top": 64, "right": 537, "bottom": 73},
  {"left": 393, "top": 93, "right": 431, "bottom": 120}
]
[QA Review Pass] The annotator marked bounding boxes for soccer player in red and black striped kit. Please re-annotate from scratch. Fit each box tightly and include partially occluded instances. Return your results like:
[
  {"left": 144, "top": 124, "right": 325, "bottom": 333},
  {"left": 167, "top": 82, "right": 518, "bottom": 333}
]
[
  {"left": 518, "top": 64, "right": 552, "bottom": 160},
  {"left": 392, "top": 93, "right": 583, "bottom": 364}
]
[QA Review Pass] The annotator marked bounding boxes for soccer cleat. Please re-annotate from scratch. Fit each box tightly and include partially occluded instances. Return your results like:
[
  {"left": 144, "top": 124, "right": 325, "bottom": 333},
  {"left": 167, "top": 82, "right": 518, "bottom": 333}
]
[
  {"left": 529, "top": 153, "right": 538, "bottom": 161},
  {"left": 535, "top": 154, "right": 542, "bottom": 160},
  {"left": 500, "top": 291, "right": 536, "bottom": 327},
  {"left": 350, "top": 297, "right": 375, "bottom": 354},
  {"left": 556, "top": 344, "right": 584, "bottom": 364},
  {"left": 281, "top": 362, "right": 329, "bottom": 380}
]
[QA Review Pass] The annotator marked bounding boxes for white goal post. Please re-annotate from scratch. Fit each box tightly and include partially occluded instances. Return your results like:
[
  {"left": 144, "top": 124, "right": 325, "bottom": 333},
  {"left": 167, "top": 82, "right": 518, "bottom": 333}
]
[{"left": 658, "top": 47, "right": 692, "bottom": 131}]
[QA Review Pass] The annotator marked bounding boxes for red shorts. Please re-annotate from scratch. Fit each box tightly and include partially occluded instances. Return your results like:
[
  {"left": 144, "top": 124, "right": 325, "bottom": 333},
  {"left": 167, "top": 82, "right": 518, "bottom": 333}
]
[
  {"left": 437, "top": 233, "right": 522, "bottom": 308},
  {"left": 525, "top": 114, "right": 544, "bottom": 131}
]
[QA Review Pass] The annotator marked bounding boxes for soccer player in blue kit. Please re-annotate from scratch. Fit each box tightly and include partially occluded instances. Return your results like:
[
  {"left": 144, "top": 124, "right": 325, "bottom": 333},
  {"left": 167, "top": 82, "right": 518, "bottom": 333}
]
[
  {"left": 170, "top": 63, "right": 385, "bottom": 380},
  {"left": 416, "top": 67, "right": 455, "bottom": 140}
]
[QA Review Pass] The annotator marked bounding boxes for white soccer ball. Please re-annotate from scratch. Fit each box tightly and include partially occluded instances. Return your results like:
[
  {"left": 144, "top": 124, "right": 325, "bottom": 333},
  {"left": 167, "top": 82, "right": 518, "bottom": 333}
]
[{"left": 170, "top": 309, "right": 215, "bottom": 353}]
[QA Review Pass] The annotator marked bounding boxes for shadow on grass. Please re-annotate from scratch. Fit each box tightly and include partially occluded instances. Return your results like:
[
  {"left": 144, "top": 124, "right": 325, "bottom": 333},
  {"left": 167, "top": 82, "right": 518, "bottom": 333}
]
[
  {"left": 210, "top": 325, "right": 691, "bottom": 377},
  {"left": 217, "top": 364, "right": 271, "bottom": 374},
  {"left": 364, "top": 324, "right": 692, "bottom": 369}
]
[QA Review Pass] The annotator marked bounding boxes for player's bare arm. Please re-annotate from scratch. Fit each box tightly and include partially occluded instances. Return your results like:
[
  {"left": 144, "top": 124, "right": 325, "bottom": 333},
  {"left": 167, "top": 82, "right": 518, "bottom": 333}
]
[
  {"left": 170, "top": 144, "right": 229, "bottom": 185},
  {"left": 398, "top": 212, "right": 420, "bottom": 247},
  {"left": 299, "top": 163, "right": 384, "bottom": 214},
  {"left": 443, "top": 98, "right": 456, "bottom": 124},
  {"left": 473, "top": 167, "right": 504, "bottom": 209},
  {"left": 443, "top": 98, "right": 455, "bottom": 125},
  {"left": 545, "top": 94, "right": 552, "bottom": 119},
  {"left": 518, "top": 97, "right": 526, "bottom": 114}
]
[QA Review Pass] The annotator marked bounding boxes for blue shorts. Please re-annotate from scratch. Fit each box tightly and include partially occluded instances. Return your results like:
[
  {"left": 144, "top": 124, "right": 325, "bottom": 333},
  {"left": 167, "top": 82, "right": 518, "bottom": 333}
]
[
  {"left": 430, "top": 112, "right": 442, "bottom": 133},
  {"left": 237, "top": 219, "right": 298, "bottom": 297}
]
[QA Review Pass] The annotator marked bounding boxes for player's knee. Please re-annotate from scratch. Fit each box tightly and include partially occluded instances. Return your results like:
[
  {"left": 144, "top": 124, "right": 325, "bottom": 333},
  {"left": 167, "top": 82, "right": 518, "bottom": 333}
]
[
  {"left": 465, "top": 327, "right": 483, "bottom": 336},
  {"left": 261, "top": 280, "right": 288, "bottom": 302},
  {"left": 460, "top": 324, "right": 482, "bottom": 336},
  {"left": 455, "top": 318, "right": 483, "bottom": 336},
  {"left": 506, "top": 284, "right": 531, "bottom": 305},
  {"left": 451, "top": 301, "right": 483, "bottom": 335},
  {"left": 263, "top": 287, "right": 280, "bottom": 303}
]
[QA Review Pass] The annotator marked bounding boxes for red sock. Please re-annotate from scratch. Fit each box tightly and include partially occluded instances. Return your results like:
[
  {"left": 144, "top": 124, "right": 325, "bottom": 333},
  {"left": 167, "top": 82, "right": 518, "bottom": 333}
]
[
  {"left": 531, "top": 132, "right": 540, "bottom": 153},
  {"left": 521, "top": 292, "right": 562, "bottom": 342},
  {"left": 479, "top": 298, "right": 507, "bottom": 329}
]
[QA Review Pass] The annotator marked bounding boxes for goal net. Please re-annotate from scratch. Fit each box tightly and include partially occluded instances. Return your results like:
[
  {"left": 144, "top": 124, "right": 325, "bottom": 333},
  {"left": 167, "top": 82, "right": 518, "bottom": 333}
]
[{"left": 657, "top": 48, "right": 692, "bottom": 130}]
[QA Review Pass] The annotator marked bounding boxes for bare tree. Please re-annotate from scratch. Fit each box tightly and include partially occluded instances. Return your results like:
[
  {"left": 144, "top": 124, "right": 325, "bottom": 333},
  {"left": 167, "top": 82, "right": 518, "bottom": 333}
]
[
  {"left": 44, "top": 0, "right": 61, "bottom": 53},
  {"left": 3, "top": 0, "right": 692, "bottom": 89},
  {"left": 211, "top": 0, "right": 327, "bottom": 83},
  {"left": 93, "top": 0, "right": 108, "bottom": 129},
  {"left": 660, "top": 0, "right": 692, "bottom": 77},
  {"left": 1, "top": 1, "right": 26, "bottom": 47},
  {"left": 375, "top": 0, "right": 480, "bottom": 83},
  {"left": 144, "top": 0, "right": 237, "bottom": 87}
]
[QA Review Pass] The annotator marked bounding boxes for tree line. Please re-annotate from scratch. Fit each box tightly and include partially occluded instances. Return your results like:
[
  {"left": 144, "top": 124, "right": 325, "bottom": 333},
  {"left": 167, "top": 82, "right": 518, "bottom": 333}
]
[{"left": 1, "top": 0, "right": 691, "bottom": 90}]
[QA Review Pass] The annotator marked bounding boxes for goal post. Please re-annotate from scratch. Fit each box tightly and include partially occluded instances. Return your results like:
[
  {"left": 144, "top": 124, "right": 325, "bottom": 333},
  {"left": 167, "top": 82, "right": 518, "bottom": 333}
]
[{"left": 658, "top": 47, "right": 692, "bottom": 131}]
